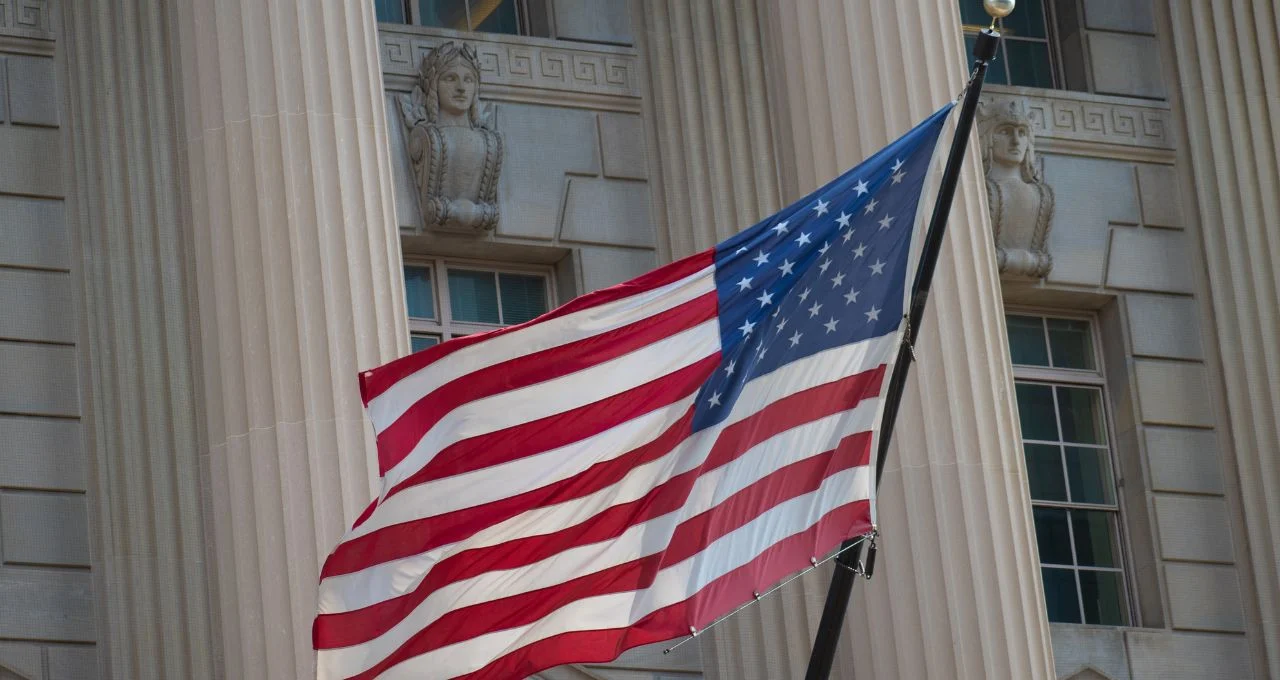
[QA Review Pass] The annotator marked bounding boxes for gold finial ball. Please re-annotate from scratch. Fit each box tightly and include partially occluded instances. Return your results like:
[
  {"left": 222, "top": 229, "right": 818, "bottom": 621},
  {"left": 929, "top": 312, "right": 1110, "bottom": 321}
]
[{"left": 983, "top": 0, "right": 1016, "bottom": 18}]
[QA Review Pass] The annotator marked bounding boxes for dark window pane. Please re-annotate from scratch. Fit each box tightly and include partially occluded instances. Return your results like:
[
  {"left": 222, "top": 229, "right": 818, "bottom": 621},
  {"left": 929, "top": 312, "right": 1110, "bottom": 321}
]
[
  {"left": 375, "top": 0, "right": 407, "bottom": 23},
  {"left": 1072, "top": 510, "right": 1119, "bottom": 568},
  {"left": 1041, "top": 567, "right": 1082, "bottom": 623},
  {"left": 1015, "top": 382, "right": 1059, "bottom": 441},
  {"left": 959, "top": 1, "right": 990, "bottom": 26},
  {"left": 988, "top": 44, "right": 1011, "bottom": 85},
  {"left": 1007, "top": 314, "right": 1050, "bottom": 366},
  {"left": 498, "top": 273, "right": 548, "bottom": 324},
  {"left": 1065, "top": 446, "right": 1115, "bottom": 505},
  {"left": 1047, "top": 318, "right": 1095, "bottom": 370},
  {"left": 1005, "top": 39, "right": 1054, "bottom": 88},
  {"left": 1033, "top": 506, "right": 1074, "bottom": 566},
  {"left": 410, "top": 334, "right": 440, "bottom": 353},
  {"left": 448, "top": 269, "right": 501, "bottom": 324},
  {"left": 419, "top": 0, "right": 468, "bottom": 29},
  {"left": 1056, "top": 386, "right": 1105, "bottom": 445},
  {"left": 1001, "top": 0, "right": 1047, "bottom": 38},
  {"left": 1025, "top": 443, "right": 1067, "bottom": 502},
  {"left": 1079, "top": 570, "right": 1127, "bottom": 625},
  {"left": 471, "top": 0, "right": 520, "bottom": 34},
  {"left": 404, "top": 265, "right": 435, "bottom": 320}
]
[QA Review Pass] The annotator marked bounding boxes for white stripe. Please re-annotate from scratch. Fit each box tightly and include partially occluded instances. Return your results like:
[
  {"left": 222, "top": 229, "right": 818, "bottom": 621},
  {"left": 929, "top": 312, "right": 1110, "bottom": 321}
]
[
  {"left": 316, "top": 466, "right": 869, "bottom": 679},
  {"left": 319, "top": 396, "right": 879, "bottom": 616},
  {"left": 368, "top": 264, "right": 716, "bottom": 433},
  {"left": 378, "top": 319, "right": 721, "bottom": 497}
]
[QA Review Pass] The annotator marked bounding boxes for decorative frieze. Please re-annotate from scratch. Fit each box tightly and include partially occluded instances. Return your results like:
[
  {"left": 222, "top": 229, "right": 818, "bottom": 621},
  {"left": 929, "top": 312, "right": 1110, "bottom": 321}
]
[
  {"left": 982, "top": 87, "right": 1173, "bottom": 152},
  {"left": 0, "top": 0, "right": 52, "bottom": 40}
]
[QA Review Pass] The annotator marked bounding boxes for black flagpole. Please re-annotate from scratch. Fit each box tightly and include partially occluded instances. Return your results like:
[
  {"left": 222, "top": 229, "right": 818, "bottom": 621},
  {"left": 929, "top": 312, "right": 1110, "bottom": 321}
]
[{"left": 802, "top": 25, "right": 1002, "bottom": 680}]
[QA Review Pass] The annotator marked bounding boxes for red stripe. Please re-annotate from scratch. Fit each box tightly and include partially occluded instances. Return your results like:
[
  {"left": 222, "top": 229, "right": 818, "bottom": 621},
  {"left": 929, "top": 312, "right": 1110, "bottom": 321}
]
[
  {"left": 373, "top": 291, "right": 718, "bottom": 474},
  {"left": 326, "top": 437, "right": 871, "bottom": 667},
  {"left": 358, "top": 250, "right": 715, "bottom": 406},
  {"left": 318, "top": 366, "right": 885, "bottom": 581},
  {"left": 379, "top": 500, "right": 871, "bottom": 680}
]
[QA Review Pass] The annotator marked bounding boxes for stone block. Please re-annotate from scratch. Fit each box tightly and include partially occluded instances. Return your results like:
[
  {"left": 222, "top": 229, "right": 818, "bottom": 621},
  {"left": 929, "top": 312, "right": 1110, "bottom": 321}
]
[
  {"left": 0, "top": 269, "right": 73, "bottom": 344},
  {"left": 1134, "top": 360, "right": 1214, "bottom": 428},
  {"left": 0, "top": 416, "right": 85, "bottom": 491},
  {"left": 386, "top": 93, "right": 423, "bottom": 229},
  {"left": 560, "top": 177, "right": 653, "bottom": 248},
  {"left": 1083, "top": 0, "right": 1155, "bottom": 34},
  {"left": 1049, "top": 623, "right": 1131, "bottom": 680},
  {"left": 0, "top": 642, "right": 43, "bottom": 680},
  {"left": 1126, "top": 630, "right": 1252, "bottom": 679},
  {"left": 1089, "top": 33, "right": 1166, "bottom": 99},
  {"left": 1106, "top": 228, "right": 1195, "bottom": 294},
  {"left": 1163, "top": 563, "right": 1245, "bottom": 632},
  {"left": 577, "top": 245, "right": 656, "bottom": 293},
  {"left": 1042, "top": 155, "right": 1138, "bottom": 287},
  {"left": 47, "top": 646, "right": 98, "bottom": 680},
  {"left": 0, "top": 568, "right": 96, "bottom": 642},
  {"left": 496, "top": 103, "right": 601, "bottom": 241},
  {"left": 6, "top": 55, "right": 59, "bottom": 127},
  {"left": 1135, "top": 164, "right": 1183, "bottom": 228},
  {"left": 0, "top": 126, "right": 62, "bottom": 197},
  {"left": 0, "top": 342, "right": 79, "bottom": 417},
  {"left": 0, "top": 196, "right": 68, "bottom": 270},
  {"left": 1144, "top": 427, "right": 1224, "bottom": 495},
  {"left": 1153, "top": 494, "right": 1234, "bottom": 563},
  {"left": 598, "top": 112, "right": 647, "bottom": 180},
  {"left": 0, "top": 491, "right": 90, "bottom": 567},
  {"left": 1124, "top": 294, "right": 1202, "bottom": 360},
  {"left": 551, "top": 0, "right": 634, "bottom": 44}
]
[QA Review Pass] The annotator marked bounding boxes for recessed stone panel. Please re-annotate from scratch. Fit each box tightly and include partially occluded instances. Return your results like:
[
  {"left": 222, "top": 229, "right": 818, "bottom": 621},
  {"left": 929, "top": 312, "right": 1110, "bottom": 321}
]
[
  {"left": 598, "top": 112, "right": 647, "bottom": 180},
  {"left": 1163, "top": 563, "right": 1246, "bottom": 632},
  {"left": 0, "top": 568, "right": 96, "bottom": 641},
  {"left": 0, "top": 126, "right": 63, "bottom": 197},
  {"left": 1049, "top": 623, "right": 1131, "bottom": 680},
  {"left": 0, "top": 196, "right": 69, "bottom": 270},
  {"left": 1153, "top": 494, "right": 1234, "bottom": 563},
  {"left": 1125, "top": 629, "right": 1252, "bottom": 679},
  {"left": 1135, "top": 164, "right": 1183, "bottom": 228},
  {"left": 7, "top": 55, "right": 59, "bottom": 127},
  {"left": 1144, "top": 426, "right": 1224, "bottom": 495},
  {"left": 496, "top": 103, "right": 601, "bottom": 241},
  {"left": 1083, "top": 0, "right": 1156, "bottom": 34},
  {"left": 0, "top": 342, "right": 79, "bottom": 417},
  {"left": 577, "top": 245, "right": 656, "bottom": 293},
  {"left": 0, "top": 269, "right": 74, "bottom": 344},
  {"left": 1089, "top": 33, "right": 1166, "bottom": 99},
  {"left": 560, "top": 177, "right": 653, "bottom": 248},
  {"left": 1134, "top": 360, "right": 1215, "bottom": 428},
  {"left": 48, "top": 646, "right": 99, "bottom": 680},
  {"left": 0, "top": 416, "right": 85, "bottom": 491},
  {"left": 551, "top": 0, "right": 634, "bottom": 45},
  {"left": 0, "top": 491, "right": 90, "bottom": 567},
  {"left": 1106, "top": 228, "right": 1195, "bottom": 294},
  {"left": 1042, "top": 155, "right": 1138, "bottom": 287},
  {"left": 1125, "top": 294, "right": 1202, "bottom": 360}
]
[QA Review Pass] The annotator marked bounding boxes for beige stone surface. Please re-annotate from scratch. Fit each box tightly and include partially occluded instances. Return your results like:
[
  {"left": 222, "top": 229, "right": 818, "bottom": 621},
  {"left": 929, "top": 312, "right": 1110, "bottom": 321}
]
[
  {"left": 495, "top": 102, "right": 601, "bottom": 240},
  {"left": 0, "top": 196, "right": 67, "bottom": 270},
  {"left": 0, "top": 126, "right": 61, "bottom": 196},
  {"left": 575, "top": 243, "right": 656, "bottom": 291},
  {"left": 1124, "top": 294, "right": 1202, "bottom": 360},
  {"left": 1106, "top": 227, "right": 1195, "bottom": 293},
  {"left": 1049, "top": 624, "right": 1130, "bottom": 680},
  {"left": 1125, "top": 630, "right": 1253, "bottom": 680},
  {"left": 1042, "top": 155, "right": 1138, "bottom": 287},
  {"left": 1164, "top": 563, "right": 1246, "bottom": 632},
  {"left": 0, "top": 491, "right": 89, "bottom": 566},
  {"left": 5, "top": 54, "right": 58, "bottom": 126},
  {"left": 0, "top": 416, "right": 84, "bottom": 491},
  {"left": 0, "top": 342, "right": 77, "bottom": 416},
  {"left": 1088, "top": 33, "right": 1166, "bottom": 99},
  {"left": 1083, "top": 0, "right": 1155, "bottom": 34},
  {"left": 552, "top": 0, "right": 634, "bottom": 44},
  {"left": 1143, "top": 426, "right": 1224, "bottom": 495},
  {"left": 1135, "top": 164, "right": 1183, "bottom": 228},
  {"left": 1134, "top": 359, "right": 1215, "bottom": 428},
  {"left": 561, "top": 176, "right": 653, "bottom": 247},
  {"left": 599, "top": 111, "right": 648, "bottom": 180},
  {"left": 1153, "top": 494, "right": 1235, "bottom": 563}
]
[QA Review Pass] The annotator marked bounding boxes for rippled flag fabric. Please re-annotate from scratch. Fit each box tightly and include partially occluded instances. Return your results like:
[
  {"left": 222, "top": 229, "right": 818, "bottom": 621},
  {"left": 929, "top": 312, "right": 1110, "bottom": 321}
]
[{"left": 313, "top": 103, "right": 954, "bottom": 680}]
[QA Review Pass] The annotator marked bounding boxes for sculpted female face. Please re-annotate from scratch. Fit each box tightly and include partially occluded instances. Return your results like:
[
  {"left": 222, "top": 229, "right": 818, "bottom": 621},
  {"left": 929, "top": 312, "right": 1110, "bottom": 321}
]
[
  {"left": 990, "top": 122, "right": 1030, "bottom": 166},
  {"left": 437, "top": 62, "right": 478, "bottom": 119}
]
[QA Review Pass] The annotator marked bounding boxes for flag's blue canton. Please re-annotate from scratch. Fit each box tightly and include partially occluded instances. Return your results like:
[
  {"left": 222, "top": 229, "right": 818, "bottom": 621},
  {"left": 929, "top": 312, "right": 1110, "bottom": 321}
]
[{"left": 692, "top": 104, "right": 953, "bottom": 431}]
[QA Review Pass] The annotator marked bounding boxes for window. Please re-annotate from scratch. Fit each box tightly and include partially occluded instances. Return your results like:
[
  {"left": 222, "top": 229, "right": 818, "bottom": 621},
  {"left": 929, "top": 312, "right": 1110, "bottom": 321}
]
[
  {"left": 376, "top": 0, "right": 548, "bottom": 37},
  {"left": 960, "top": 0, "right": 1058, "bottom": 88},
  {"left": 403, "top": 259, "right": 553, "bottom": 352},
  {"left": 1006, "top": 313, "right": 1131, "bottom": 626}
]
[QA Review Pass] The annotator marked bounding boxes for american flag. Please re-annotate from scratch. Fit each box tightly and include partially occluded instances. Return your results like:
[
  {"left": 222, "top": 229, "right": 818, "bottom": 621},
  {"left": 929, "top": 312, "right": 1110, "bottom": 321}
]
[{"left": 313, "top": 103, "right": 953, "bottom": 679}]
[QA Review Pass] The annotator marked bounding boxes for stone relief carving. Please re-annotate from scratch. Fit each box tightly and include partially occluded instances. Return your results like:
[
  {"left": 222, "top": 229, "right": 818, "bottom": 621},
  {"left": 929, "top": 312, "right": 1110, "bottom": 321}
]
[
  {"left": 0, "top": 0, "right": 53, "bottom": 39},
  {"left": 980, "top": 100, "right": 1055, "bottom": 279},
  {"left": 981, "top": 91, "right": 1172, "bottom": 151},
  {"left": 398, "top": 41, "right": 504, "bottom": 234}
]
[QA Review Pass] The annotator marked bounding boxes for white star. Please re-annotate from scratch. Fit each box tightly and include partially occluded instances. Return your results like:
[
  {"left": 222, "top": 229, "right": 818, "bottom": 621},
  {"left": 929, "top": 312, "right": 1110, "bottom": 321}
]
[
  {"left": 796, "top": 232, "right": 812, "bottom": 246},
  {"left": 864, "top": 198, "right": 879, "bottom": 215},
  {"left": 778, "top": 259, "right": 795, "bottom": 276},
  {"left": 865, "top": 306, "right": 881, "bottom": 322},
  {"left": 892, "top": 170, "right": 906, "bottom": 184},
  {"left": 813, "top": 199, "right": 829, "bottom": 216},
  {"left": 870, "top": 259, "right": 886, "bottom": 275},
  {"left": 853, "top": 242, "right": 867, "bottom": 258},
  {"left": 832, "top": 272, "right": 846, "bottom": 287},
  {"left": 737, "top": 276, "right": 753, "bottom": 291},
  {"left": 756, "top": 290, "right": 774, "bottom": 307},
  {"left": 753, "top": 250, "right": 769, "bottom": 266},
  {"left": 724, "top": 360, "right": 735, "bottom": 376},
  {"left": 854, "top": 179, "right": 869, "bottom": 196},
  {"left": 842, "top": 229, "right": 854, "bottom": 243},
  {"left": 818, "top": 241, "right": 831, "bottom": 256},
  {"left": 735, "top": 246, "right": 749, "bottom": 254},
  {"left": 798, "top": 287, "right": 811, "bottom": 302},
  {"left": 708, "top": 391, "right": 722, "bottom": 407},
  {"left": 891, "top": 158, "right": 904, "bottom": 172},
  {"left": 824, "top": 317, "right": 839, "bottom": 333},
  {"left": 843, "top": 287, "right": 860, "bottom": 304},
  {"left": 808, "top": 301, "right": 823, "bottom": 318},
  {"left": 836, "top": 212, "right": 852, "bottom": 229},
  {"left": 772, "top": 221, "right": 790, "bottom": 236},
  {"left": 789, "top": 330, "right": 803, "bottom": 347},
  {"left": 776, "top": 317, "right": 788, "bottom": 332},
  {"left": 878, "top": 214, "right": 895, "bottom": 229},
  {"left": 757, "top": 344, "right": 767, "bottom": 359},
  {"left": 819, "top": 258, "right": 832, "bottom": 274},
  {"left": 739, "top": 318, "right": 756, "bottom": 336}
]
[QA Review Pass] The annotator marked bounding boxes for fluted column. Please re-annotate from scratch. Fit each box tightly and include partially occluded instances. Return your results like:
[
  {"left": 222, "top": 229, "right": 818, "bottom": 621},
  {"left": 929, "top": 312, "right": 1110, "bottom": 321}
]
[
  {"left": 60, "top": 2, "right": 220, "bottom": 678},
  {"left": 1160, "top": 3, "right": 1280, "bottom": 676},
  {"left": 635, "top": 2, "right": 1055, "bottom": 678},
  {"left": 171, "top": 2, "right": 409, "bottom": 679}
]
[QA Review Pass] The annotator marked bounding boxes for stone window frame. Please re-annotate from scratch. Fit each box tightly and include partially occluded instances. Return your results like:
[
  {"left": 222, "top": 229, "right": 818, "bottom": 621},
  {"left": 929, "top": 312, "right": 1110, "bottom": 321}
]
[
  {"left": 1007, "top": 306, "right": 1141, "bottom": 627},
  {"left": 959, "top": 0, "right": 1093, "bottom": 93},
  {"left": 403, "top": 256, "right": 557, "bottom": 349}
]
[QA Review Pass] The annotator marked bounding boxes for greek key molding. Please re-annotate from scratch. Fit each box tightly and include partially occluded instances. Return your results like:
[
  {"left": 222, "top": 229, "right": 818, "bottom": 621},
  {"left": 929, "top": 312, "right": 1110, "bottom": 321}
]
[
  {"left": 0, "top": 0, "right": 51, "bottom": 40},
  {"left": 380, "top": 27, "right": 639, "bottom": 99},
  {"left": 982, "top": 88, "right": 1173, "bottom": 152}
]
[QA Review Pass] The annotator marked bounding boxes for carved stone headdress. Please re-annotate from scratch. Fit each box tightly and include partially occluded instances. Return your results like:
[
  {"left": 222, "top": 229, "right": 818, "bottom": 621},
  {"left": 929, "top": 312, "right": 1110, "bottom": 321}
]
[
  {"left": 978, "top": 100, "right": 1041, "bottom": 183},
  {"left": 401, "top": 41, "right": 491, "bottom": 130}
]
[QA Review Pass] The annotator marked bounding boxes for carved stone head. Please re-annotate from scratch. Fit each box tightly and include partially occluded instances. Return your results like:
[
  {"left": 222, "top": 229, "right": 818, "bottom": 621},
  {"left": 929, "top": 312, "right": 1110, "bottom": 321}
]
[
  {"left": 413, "top": 41, "right": 488, "bottom": 129},
  {"left": 979, "top": 100, "right": 1040, "bottom": 183},
  {"left": 978, "top": 99, "right": 1054, "bottom": 279}
]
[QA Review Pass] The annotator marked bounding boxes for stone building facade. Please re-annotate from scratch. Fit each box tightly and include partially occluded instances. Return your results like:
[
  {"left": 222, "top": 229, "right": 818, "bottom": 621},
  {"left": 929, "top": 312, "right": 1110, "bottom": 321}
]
[{"left": 0, "top": 1, "right": 1275, "bottom": 679}]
